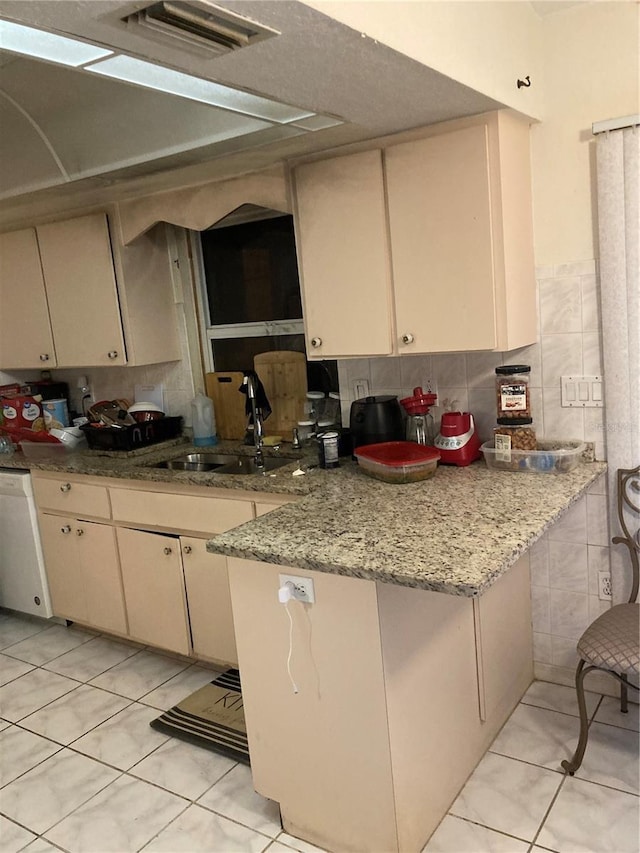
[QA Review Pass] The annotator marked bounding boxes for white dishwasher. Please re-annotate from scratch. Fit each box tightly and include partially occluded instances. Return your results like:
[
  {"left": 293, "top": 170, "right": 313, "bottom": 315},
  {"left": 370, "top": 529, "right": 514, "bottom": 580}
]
[{"left": 0, "top": 468, "right": 53, "bottom": 617}]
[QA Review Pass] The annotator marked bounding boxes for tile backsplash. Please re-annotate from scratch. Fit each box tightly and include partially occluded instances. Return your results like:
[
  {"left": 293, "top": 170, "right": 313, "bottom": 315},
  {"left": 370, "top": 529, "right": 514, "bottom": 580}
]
[{"left": 337, "top": 259, "right": 605, "bottom": 459}]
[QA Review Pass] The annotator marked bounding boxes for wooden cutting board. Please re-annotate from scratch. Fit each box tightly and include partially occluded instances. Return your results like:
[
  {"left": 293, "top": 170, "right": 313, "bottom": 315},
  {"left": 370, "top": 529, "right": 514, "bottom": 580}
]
[
  {"left": 205, "top": 372, "right": 246, "bottom": 440},
  {"left": 254, "top": 351, "right": 308, "bottom": 440}
]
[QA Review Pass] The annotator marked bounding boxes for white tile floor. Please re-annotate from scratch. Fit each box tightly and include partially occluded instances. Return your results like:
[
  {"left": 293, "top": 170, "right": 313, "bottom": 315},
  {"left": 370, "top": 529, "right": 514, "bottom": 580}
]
[{"left": 1, "top": 609, "right": 638, "bottom": 853}]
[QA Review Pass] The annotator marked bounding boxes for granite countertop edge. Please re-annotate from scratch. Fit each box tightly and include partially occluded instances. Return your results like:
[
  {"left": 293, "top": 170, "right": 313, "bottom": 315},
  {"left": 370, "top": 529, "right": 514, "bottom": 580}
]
[{"left": 0, "top": 441, "right": 607, "bottom": 597}]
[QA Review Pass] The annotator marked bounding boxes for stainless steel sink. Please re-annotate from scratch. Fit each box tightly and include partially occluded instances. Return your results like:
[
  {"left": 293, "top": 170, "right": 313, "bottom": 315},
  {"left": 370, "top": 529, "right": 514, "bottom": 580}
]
[{"left": 150, "top": 452, "right": 291, "bottom": 474}]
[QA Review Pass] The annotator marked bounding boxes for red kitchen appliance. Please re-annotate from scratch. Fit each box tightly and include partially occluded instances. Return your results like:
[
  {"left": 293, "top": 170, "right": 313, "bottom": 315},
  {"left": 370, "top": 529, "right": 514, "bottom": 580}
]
[{"left": 434, "top": 411, "right": 482, "bottom": 466}]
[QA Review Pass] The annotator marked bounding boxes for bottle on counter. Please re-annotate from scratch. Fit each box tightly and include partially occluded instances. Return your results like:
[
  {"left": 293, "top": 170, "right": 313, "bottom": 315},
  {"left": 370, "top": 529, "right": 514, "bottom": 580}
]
[{"left": 191, "top": 393, "right": 218, "bottom": 447}]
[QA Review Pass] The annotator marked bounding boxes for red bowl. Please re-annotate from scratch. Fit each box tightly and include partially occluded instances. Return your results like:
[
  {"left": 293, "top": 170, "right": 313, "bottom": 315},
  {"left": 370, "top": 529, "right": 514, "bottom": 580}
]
[{"left": 131, "top": 410, "right": 164, "bottom": 423}]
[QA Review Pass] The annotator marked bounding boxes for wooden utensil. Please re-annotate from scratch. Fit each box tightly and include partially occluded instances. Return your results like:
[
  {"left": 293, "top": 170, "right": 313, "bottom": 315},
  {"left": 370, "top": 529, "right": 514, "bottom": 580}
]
[
  {"left": 205, "top": 372, "right": 246, "bottom": 440},
  {"left": 253, "top": 351, "right": 308, "bottom": 440}
]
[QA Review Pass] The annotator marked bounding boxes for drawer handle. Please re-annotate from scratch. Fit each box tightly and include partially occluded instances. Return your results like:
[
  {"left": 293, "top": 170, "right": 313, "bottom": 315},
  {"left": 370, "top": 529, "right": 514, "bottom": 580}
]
[
  {"left": 39, "top": 353, "right": 50, "bottom": 362},
  {"left": 183, "top": 545, "right": 192, "bottom": 555},
  {"left": 76, "top": 528, "right": 84, "bottom": 537},
  {"left": 108, "top": 350, "right": 119, "bottom": 360},
  {"left": 310, "top": 337, "right": 322, "bottom": 348},
  {"left": 60, "top": 483, "right": 71, "bottom": 492},
  {"left": 60, "top": 525, "right": 71, "bottom": 534},
  {"left": 163, "top": 546, "right": 172, "bottom": 555},
  {"left": 401, "top": 333, "right": 414, "bottom": 345}
]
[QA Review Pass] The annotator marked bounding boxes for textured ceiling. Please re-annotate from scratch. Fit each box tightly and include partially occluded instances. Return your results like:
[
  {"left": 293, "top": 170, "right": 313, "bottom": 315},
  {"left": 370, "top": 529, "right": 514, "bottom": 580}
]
[{"left": 0, "top": 0, "right": 503, "bottom": 216}]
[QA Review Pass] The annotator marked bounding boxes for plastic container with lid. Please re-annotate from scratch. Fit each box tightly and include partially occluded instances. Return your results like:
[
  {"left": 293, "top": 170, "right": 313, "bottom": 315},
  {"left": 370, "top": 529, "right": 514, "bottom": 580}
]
[
  {"left": 354, "top": 441, "right": 440, "bottom": 484},
  {"left": 296, "top": 419, "right": 315, "bottom": 443},
  {"left": 495, "top": 365, "right": 531, "bottom": 420},
  {"left": 305, "top": 391, "right": 325, "bottom": 422},
  {"left": 481, "top": 439, "right": 586, "bottom": 473}
]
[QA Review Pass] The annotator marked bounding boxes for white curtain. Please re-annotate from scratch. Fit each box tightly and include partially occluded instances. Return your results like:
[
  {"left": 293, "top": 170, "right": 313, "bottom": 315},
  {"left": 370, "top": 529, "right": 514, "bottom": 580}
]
[{"left": 596, "top": 123, "right": 640, "bottom": 603}]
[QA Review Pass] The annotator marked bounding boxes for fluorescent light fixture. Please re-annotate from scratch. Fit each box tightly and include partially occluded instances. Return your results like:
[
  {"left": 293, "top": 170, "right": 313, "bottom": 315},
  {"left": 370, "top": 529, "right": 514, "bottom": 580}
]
[
  {"left": 85, "top": 54, "right": 314, "bottom": 124},
  {"left": 0, "top": 19, "right": 113, "bottom": 66}
]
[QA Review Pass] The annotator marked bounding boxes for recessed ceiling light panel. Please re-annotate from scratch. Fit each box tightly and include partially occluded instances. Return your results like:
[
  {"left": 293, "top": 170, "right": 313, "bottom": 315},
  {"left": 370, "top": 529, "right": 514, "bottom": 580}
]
[{"left": 0, "top": 19, "right": 113, "bottom": 66}]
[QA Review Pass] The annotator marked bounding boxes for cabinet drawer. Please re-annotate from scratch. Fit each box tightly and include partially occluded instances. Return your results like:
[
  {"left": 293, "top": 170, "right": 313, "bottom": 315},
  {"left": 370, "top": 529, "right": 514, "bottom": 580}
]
[
  {"left": 33, "top": 476, "right": 111, "bottom": 518},
  {"left": 110, "top": 489, "right": 254, "bottom": 534}
]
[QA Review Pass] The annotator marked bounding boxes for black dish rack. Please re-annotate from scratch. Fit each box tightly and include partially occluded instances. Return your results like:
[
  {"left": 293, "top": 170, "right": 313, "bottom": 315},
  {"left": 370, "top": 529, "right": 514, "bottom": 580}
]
[{"left": 80, "top": 416, "right": 183, "bottom": 451}]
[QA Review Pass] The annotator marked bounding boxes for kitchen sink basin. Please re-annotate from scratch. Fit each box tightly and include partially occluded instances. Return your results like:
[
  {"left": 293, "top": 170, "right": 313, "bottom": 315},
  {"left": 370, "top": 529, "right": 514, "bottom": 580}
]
[{"left": 150, "top": 452, "right": 291, "bottom": 474}]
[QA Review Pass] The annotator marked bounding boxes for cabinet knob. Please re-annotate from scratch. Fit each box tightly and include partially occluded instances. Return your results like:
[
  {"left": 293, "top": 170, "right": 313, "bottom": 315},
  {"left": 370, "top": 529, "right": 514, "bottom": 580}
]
[
  {"left": 39, "top": 353, "right": 50, "bottom": 362},
  {"left": 163, "top": 546, "right": 172, "bottom": 555},
  {"left": 76, "top": 528, "right": 84, "bottom": 537},
  {"left": 183, "top": 545, "right": 192, "bottom": 555},
  {"left": 401, "top": 333, "right": 414, "bottom": 345},
  {"left": 310, "top": 337, "right": 322, "bottom": 348},
  {"left": 59, "top": 483, "right": 71, "bottom": 492},
  {"left": 107, "top": 350, "right": 119, "bottom": 360},
  {"left": 60, "top": 525, "right": 71, "bottom": 534}
]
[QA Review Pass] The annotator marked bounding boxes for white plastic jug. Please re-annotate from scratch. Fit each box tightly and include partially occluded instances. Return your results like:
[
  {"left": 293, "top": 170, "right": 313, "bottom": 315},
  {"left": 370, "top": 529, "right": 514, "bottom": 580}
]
[{"left": 191, "top": 393, "right": 217, "bottom": 447}]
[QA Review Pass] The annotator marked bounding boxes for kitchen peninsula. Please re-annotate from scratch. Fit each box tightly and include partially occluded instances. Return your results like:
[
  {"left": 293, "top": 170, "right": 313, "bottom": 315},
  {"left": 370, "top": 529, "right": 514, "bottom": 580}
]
[{"left": 1, "top": 445, "right": 605, "bottom": 852}]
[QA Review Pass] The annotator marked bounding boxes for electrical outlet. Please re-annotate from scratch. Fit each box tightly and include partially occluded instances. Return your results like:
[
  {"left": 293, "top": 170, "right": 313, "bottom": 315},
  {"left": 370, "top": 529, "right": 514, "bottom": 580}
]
[
  {"left": 279, "top": 574, "right": 315, "bottom": 604},
  {"left": 423, "top": 377, "right": 437, "bottom": 395},
  {"left": 598, "top": 571, "right": 612, "bottom": 600}
]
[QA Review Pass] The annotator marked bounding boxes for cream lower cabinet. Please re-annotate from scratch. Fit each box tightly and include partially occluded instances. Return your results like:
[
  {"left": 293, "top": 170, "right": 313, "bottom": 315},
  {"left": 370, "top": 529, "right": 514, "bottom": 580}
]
[
  {"left": 37, "top": 513, "right": 127, "bottom": 635},
  {"left": 182, "top": 538, "right": 238, "bottom": 665},
  {"left": 292, "top": 109, "right": 536, "bottom": 358},
  {"left": 32, "top": 471, "right": 293, "bottom": 663},
  {"left": 116, "top": 527, "right": 191, "bottom": 656}
]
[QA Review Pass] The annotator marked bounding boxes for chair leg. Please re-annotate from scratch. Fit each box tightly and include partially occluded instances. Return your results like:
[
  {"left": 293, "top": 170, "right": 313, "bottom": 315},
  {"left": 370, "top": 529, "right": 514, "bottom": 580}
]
[
  {"left": 621, "top": 675, "right": 629, "bottom": 713},
  {"left": 561, "top": 659, "right": 591, "bottom": 775}
]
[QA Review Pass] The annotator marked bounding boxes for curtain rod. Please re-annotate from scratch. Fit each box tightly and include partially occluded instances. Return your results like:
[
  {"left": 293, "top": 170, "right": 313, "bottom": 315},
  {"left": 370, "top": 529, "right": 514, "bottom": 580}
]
[{"left": 592, "top": 114, "right": 640, "bottom": 134}]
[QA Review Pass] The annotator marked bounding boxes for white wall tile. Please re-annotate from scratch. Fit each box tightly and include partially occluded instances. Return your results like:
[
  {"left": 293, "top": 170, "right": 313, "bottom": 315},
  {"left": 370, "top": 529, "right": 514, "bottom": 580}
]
[
  {"left": 587, "top": 545, "right": 611, "bottom": 595},
  {"left": 551, "top": 634, "right": 579, "bottom": 668},
  {"left": 501, "top": 343, "right": 542, "bottom": 388},
  {"left": 548, "top": 496, "right": 588, "bottom": 543},
  {"left": 369, "top": 357, "right": 402, "bottom": 394},
  {"left": 531, "top": 586, "right": 551, "bottom": 633},
  {"left": 536, "top": 265, "right": 556, "bottom": 280},
  {"left": 399, "top": 355, "right": 433, "bottom": 395},
  {"left": 465, "top": 352, "right": 501, "bottom": 390},
  {"left": 548, "top": 542, "right": 588, "bottom": 593},
  {"left": 529, "top": 538, "right": 550, "bottom": 587},
  {"left": 541, "top": 333, "right": 583, "bottom": 388},
  {"left": 580, "top": 274, "right": 601, "bottom": 332},
  {"left": 586, "top": 493, "right": 610, "bottom": 546},
  {"left": 549, "top": 589, "right": 590, "bottom": 640},
  {"left": 539, "top": 277, "right": 582, "bottom": 334},
  {"left": 432, "top": 353, "right": 467, "bottom": 388},
  {"left": 589, "top": 596, "right": 611, "bottom": 621},
  {"left": 467, "top": 389, "right": 496, "bottom": 443},
  {"left": 582, "top": 331, "right": 604, "bottom": 375},
  {"left": 533, "top": 632, "right": 553, "bottom": 664},
  {"left": 554, "top": 260, "right": 596, "bottom": 277},
  {"left": 542, "top": 388, "right": 585, "bottom": 440}
]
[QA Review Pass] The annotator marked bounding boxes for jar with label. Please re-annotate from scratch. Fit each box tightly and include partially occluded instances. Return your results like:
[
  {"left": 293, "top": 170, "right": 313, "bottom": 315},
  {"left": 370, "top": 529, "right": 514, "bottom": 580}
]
[
  {"left": 317, "top": 430, "right": 340, "bottom": 468},
  {"left": 495, "top": 365, "right": 531, "bottom": 420},
  {"left": 305, "top": 392, "right": 325, "bottom": 424},
  {"left": 493, "top": 422, "right": 537, "bottom": 451},
  {"left": 296, "top": 420, "right": 315, "bottom": 443}
]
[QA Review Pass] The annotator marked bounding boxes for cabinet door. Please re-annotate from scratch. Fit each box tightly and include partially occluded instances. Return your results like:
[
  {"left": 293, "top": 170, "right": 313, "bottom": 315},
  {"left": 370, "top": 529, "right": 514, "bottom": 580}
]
[
  {"left": 386, "top": 124, "right": 498, "bottom": 353},
  {"left": 38, "top": 513, "right": 87, "bottom": 623},
  {"left": 75, "top": 521, "right": 127, "bottom": 635},
  {"left": 293, "top": 150, "right": 393, "bottom": 358},
  {"left": 36, "top": 213, "right": 126, "bottom": 367},
  {"left": 117, "top": 527, "right": 191, "bottom": 655},
  {"left": 0, "top": 228, "right": 56, "bottom": 369},
  {"left": 182, "top": 537, "right": 238, "bottom": 665}
]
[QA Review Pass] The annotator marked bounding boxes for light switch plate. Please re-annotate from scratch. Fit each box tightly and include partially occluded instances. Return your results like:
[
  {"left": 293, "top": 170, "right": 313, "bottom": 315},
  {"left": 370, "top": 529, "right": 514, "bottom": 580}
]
[{"left": 561, "top": 376, "right": 603, "bottom": 408}]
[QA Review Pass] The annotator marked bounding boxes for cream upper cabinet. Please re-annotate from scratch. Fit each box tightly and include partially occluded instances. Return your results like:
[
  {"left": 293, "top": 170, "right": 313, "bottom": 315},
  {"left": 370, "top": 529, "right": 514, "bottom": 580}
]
[
  {"left": 36, "top": 213, "right": 126, "bottom": 367},
  {"left": 0, "top": 228, "right": 57, "bottom": 368},
  {"left": 0, "top": 212, "right": 180, "bottom": 370},
  {"left": 292, "top": 149, "right": 394, "bottom": 358},
  {"left": 291, "top": 110, "right": 536, "bottom": 357}
]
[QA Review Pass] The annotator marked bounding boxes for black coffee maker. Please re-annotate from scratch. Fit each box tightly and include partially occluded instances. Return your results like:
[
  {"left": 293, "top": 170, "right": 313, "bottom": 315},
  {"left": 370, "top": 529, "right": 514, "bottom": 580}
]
[{"left": 349, "top": 395, "right": 404, "bottom": 450}]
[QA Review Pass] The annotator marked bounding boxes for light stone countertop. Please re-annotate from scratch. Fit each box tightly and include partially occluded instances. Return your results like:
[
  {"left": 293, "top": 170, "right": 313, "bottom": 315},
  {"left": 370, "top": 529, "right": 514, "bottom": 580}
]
[
  {"left": 0, "top": 437, "right": 606, "bottom": 597},
  {"left": 205, "top": 458, "right": 607, "bottom": 597}
]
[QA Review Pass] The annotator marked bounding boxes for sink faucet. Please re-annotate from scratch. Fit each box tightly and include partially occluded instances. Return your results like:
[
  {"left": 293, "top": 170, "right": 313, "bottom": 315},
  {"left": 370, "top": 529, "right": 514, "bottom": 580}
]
[{"left": 244, "top": 373, "right": 265, "bottom": 469}]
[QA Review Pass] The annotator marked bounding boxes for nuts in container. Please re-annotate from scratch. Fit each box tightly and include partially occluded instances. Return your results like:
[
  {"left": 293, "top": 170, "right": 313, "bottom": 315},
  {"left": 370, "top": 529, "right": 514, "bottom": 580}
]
[{"left": 493, "top": 424, "right": 537, "bottom": 451}]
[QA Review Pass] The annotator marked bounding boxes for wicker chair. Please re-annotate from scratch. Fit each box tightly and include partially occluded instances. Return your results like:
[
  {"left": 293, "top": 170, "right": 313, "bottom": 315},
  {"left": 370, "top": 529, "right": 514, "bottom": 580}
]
[{"left": 561, "top": 464, "right": 640, "bottom": 776}]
